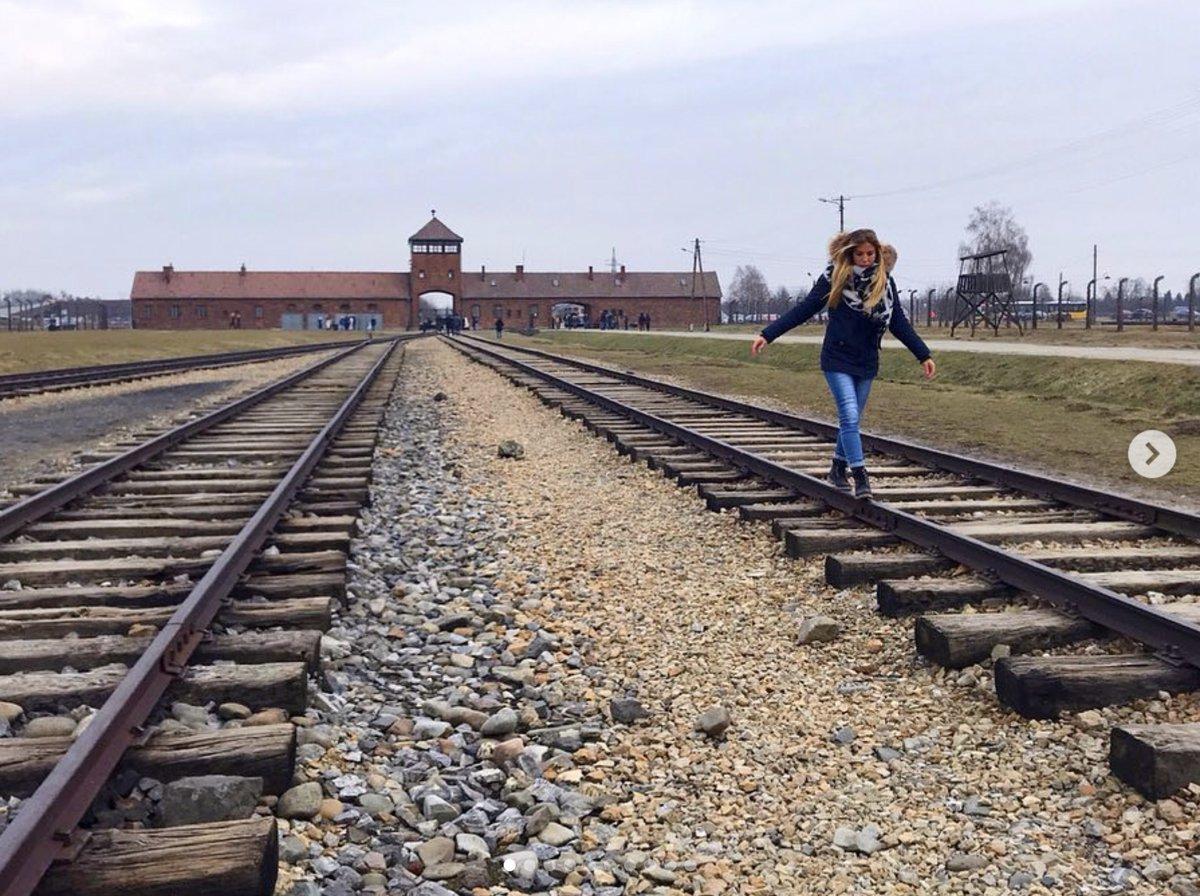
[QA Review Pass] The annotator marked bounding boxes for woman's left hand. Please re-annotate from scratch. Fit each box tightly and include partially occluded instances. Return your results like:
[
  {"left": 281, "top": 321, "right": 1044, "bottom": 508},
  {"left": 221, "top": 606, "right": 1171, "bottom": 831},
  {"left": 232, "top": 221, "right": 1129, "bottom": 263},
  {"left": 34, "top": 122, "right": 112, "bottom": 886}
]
[{"left": 921, "top": 358, "right": 936, "bottom": 380}]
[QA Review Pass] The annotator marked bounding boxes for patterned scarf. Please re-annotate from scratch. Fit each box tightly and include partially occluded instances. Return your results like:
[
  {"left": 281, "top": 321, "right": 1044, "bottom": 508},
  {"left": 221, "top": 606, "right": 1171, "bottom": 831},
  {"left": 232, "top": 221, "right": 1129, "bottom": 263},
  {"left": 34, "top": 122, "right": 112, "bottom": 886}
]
[{"left": 826, "top": 262, "right": 894, "bottom": 327}]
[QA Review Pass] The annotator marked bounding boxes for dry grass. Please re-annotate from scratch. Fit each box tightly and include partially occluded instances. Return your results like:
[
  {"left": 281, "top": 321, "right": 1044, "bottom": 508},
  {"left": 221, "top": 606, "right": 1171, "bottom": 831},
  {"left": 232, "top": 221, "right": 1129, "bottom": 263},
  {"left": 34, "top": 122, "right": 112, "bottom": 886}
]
[
  {"left": 0, "top": 329, "right": 372, "bottom": 375},
  {"left": 712, "top": 320, "right": 1200, "bottom": 348},
  {"left": 504, "top": 330, "right": 1200, "bottom": 507}
]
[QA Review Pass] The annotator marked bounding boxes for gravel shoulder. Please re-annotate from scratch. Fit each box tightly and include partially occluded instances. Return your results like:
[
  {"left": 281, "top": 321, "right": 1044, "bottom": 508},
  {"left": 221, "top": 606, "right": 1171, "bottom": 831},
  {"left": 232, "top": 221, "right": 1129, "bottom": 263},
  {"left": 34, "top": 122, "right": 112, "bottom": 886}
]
[
  {"left": 415, "top": 338, "right": 1199, "bottom": 895},
  {"left": 0, "top": 352, "right": 339, "bottom": 493}
]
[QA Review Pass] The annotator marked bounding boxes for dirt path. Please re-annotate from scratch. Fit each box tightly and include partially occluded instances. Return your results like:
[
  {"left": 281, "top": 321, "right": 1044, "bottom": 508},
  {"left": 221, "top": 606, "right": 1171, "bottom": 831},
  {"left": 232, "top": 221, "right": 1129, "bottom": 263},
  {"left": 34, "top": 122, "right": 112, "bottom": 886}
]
[{"left": 601, "top": 329, "right": 1200, "bottom": 367}]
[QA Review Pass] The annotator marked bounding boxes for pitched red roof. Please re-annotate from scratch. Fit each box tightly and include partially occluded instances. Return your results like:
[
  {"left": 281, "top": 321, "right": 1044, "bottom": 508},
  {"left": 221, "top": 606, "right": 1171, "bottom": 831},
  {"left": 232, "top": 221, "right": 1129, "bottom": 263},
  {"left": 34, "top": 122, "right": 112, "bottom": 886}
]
[
  {"left": 130, "top": 271, "right": 410, "bottom": 301},
  {"left": 462, "top": 271, "right": 721, "bottom": 300},
  {"left": 409, "top": 216, "right": 463, "bottom": 242}
]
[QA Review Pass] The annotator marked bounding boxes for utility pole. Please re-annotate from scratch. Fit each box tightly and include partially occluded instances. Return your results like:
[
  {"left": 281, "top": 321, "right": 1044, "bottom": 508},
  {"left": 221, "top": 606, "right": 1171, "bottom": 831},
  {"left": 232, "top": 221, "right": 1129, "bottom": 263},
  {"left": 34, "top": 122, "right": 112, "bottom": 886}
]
[
  {"left": 818, "top": 194, "right": 847, "bottom": 231},
  {"left": 689, "top": 237, "right": 710, "bottom": 332},
  {"left": 1088, "top": 244, "right": 1097, "bottom": 329}
]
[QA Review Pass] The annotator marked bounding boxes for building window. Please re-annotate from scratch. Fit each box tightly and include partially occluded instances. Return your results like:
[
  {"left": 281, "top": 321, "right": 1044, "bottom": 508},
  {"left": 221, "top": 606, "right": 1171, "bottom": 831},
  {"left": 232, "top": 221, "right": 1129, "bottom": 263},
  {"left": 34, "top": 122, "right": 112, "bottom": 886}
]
[
  {"left": 195, "top": 304, "right": 207, "bottom": 318},
  {"left": 471, "top": 304, "right": 481, "bottom": 319},
  {"left": 140, "top": 303, "right": 152, "bottom": 319},
  {"left": 412, "top": 244, "right": 427, "bottom": 254},
  {"left": 254, "top": 305, "right": 264, "bottom": 319},
  {"left": 169, "top": 304, "right": 181, "bottom": 319},
  {"left": 530, "top": 304, "right": 539, "bottom": 319},
  {"left": 444, "top": 243, "right": 459, "bottom": 254},
  {"left": 493, "top": 305, "right": 503, "bottom": 319}
]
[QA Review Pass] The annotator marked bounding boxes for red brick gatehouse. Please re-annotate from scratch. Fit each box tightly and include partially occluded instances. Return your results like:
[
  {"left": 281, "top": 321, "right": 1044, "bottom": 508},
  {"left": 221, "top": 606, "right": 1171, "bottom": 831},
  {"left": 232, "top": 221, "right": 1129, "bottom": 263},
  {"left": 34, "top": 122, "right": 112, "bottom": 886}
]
[{"left": 129, "top": 214, "right": 722, "bottom": 331}]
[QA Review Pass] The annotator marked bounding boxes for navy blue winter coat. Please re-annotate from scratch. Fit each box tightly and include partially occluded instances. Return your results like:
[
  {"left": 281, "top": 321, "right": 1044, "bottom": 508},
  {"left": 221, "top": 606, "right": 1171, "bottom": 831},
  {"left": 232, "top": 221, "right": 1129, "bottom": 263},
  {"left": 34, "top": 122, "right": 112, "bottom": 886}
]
[{"left": 759, "top": 272, "right": 931, "bottom": 378}]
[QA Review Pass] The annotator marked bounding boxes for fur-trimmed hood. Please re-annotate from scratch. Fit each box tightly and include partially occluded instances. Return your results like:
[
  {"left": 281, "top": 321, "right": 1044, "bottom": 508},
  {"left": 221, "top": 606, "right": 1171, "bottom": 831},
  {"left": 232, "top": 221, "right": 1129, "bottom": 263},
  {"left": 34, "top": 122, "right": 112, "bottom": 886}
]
[{"left": 826, "top": 229, "right": 897, "bottom": 272}]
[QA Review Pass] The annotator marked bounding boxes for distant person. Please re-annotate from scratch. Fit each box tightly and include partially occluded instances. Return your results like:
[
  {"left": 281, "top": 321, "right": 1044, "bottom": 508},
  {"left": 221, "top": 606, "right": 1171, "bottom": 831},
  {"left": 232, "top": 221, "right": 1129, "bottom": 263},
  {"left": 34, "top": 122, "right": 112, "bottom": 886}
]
[
  {"left": 645, "top": 313, "right": 651, "bottom": 331},
  {"left": 495, "top": 317, "right": 504, "bottom": 339},
  {"left": 751, "top": 229, "right": 935, "bottom": 499}
]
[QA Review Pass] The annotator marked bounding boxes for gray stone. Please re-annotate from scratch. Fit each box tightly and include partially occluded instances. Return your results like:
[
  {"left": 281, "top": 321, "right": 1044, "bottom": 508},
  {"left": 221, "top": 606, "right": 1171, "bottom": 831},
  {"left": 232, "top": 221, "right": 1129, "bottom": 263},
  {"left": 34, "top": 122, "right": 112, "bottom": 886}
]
[
  {"left": 416, "top": 836, "right": 455, "bottom": 868},
  {"left": 358, "top": 793, "right": 395, "bottom": 816},
  {"left": 610, "top": 698, "right": 648, "bottom": 724},
  {"left": 1008, "top": 871, "right": 1036, "bottom": 890},
  {"left": 455, "top": 832, "right": 490, "bottom": 860},
  {"left": 22, "top": 716, "right": 77, "bottom": 738},
  {"left": 797, "top": 615, "right": 841, "bottom": 644},
  {"left": 497, "top": 440, "right": 525, "bottom": 459},
  {"left": 422, "top": 862, "right": 466, "bottom": 881},
  {"left": 947, "top": 852, "right": 988, "bottom": 872},
  {"left": 169, "top": 701, "right": 210, "bottom": 727},
  {"left": 832, "top": 726, "right": 856, "bottom": 745},
  {"left": 694, "top": 705, "right": 731, "bottom": 738},
  {"left": 422, "top": 794, "right": 459, "bottom": 823},
  {"left": 481, "top": 707, "right": 519, "bottom": 737},
  {"left": 277, "top": 782, "right": 323, "bottom": 820},
  {"left": 157, "top": 775, "right": 262, "bottom": 827},
  {"left": 643, "top": 866, "right": 677, "bottom": 885},
  {"left": 874, "top": 746, "right": 900, "bottom": 762},
  {"left": 538, "top": 821, "right": 576, "bottom": 847},
  {"left": 280, "top": 834, "right": 308, "bottom": 863},
  {"left": 413, "top": 718, "right": 452, "bottom": 740},
  {"left": 411, "top": 883, "right": 457, "bottom": 896},
  {"left": 217, "top": 702, "right": 251, "bottom": 721},
  {"left": 286, "top": 883, "right": 320, "bottom": 896}
]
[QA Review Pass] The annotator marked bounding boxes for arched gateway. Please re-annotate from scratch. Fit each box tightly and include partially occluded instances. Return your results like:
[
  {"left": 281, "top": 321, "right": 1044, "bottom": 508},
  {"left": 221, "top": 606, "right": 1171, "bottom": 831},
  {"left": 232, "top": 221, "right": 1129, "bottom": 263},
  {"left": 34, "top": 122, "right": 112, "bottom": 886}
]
[{"left": 129, "top": 213, "right": 721, "bottom": 331}]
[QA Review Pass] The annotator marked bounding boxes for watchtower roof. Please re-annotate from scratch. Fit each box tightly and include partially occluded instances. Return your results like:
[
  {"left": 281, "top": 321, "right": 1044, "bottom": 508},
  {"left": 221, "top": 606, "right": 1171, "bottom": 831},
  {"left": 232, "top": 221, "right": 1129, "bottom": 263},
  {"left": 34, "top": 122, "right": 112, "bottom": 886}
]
[{"left": 409, "top": 213, "right": 462, "bottom": 243}]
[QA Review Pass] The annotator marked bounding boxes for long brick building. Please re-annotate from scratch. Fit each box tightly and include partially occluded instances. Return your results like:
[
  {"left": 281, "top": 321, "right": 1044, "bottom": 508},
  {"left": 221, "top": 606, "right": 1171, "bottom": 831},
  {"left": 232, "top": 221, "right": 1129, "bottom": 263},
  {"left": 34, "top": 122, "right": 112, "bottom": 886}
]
[{"left": 129, "top": 214, "right": 721, "bottom": 331}]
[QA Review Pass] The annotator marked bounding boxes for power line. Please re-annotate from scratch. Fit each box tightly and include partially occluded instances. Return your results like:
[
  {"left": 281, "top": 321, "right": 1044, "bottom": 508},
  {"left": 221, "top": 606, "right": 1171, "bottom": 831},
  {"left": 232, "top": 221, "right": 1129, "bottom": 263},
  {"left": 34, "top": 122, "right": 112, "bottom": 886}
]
[
  {"left": 846, "top": 93, "right": 1200, "bottom": 201},
  {"left": 818, "top": 194, "right": 848, "bottom": 230}
]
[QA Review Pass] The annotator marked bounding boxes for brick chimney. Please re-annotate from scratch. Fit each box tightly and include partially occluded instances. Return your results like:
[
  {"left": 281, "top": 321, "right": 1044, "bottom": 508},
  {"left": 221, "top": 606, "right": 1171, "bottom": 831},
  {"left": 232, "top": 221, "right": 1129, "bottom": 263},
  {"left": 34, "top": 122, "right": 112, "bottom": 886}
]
[
  {"left": 162, "top": 264, "right": 173, "bottom": 282},
  {"left": 618, "top": 264, "right": 626, "bottom": 282},
  {"left": 515, "top": 264, "right": 524, "bottom": 282},
  {"left": 588, "top": 266, "right": 594, "bottom": 280},
  {"left": 480, "top": 265, "right": 486, "bottom": 281}
]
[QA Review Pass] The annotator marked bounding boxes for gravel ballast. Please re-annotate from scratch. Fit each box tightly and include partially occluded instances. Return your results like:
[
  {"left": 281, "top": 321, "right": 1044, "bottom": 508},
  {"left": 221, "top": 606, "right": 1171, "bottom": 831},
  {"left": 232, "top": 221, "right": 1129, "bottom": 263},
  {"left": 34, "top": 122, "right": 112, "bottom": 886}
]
[{"left": 366, "top": 339, "right": 1198, "bottom": 895}]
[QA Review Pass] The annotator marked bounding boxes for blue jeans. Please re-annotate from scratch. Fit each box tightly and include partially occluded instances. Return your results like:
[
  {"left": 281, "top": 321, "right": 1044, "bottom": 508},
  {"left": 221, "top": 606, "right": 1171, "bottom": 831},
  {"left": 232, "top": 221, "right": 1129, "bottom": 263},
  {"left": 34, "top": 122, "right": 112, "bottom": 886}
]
[{"left": 823, "top": 371, "right": 873, "bottom": 467}]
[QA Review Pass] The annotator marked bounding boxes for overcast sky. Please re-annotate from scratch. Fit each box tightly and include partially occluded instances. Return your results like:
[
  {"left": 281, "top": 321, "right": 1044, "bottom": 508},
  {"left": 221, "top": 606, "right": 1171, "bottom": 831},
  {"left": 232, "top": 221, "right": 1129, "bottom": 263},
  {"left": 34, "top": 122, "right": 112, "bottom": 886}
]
[{"left": 3, "top": 0, "right": 1198, "bottom": 301}]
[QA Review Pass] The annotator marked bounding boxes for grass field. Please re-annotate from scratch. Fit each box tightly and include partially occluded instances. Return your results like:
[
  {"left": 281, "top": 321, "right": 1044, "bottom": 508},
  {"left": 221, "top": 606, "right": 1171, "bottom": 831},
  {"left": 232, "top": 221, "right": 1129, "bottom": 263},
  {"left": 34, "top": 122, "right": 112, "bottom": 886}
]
[
  {"left": 687, "top": 321, "right": 1200, "bottom": 349},
  {"left": 0, "top": 329, "right": 372, "bottom": 375},
  {"left": 502, "top": 330, "right": 1200, "bottom": 505}
]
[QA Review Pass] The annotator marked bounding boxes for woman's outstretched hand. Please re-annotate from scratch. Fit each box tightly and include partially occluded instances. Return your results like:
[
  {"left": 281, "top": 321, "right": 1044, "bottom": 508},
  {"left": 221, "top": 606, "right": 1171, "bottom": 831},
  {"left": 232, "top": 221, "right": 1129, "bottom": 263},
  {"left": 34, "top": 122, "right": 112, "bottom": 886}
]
[
  {"left": 922, "top": 358, "right": 937, "bottom": 380},
  {"left": 751, "top": 335, "right": 768, "bottom": 356}
]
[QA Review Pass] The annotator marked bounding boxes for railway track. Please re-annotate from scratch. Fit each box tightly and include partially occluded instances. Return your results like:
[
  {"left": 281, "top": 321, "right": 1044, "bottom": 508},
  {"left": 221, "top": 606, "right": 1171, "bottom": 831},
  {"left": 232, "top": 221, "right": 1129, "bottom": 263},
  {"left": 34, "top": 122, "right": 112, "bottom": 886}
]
[
  {"left": 0, "top": 338, "right": 365, "bottom": 401},
  {"left": 0, "top": 334, "right": 419, "bottom": 896},
  {"left": 448, "top": 334, "right": 1200, "bottom": 801}
]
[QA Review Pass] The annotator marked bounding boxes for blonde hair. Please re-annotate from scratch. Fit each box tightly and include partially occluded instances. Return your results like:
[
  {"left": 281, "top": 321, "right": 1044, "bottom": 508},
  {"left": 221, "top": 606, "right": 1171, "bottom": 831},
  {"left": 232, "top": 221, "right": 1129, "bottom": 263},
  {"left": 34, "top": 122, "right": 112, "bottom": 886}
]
[{"left": 827, "top": 229, "right": 889, "bottom": 310}]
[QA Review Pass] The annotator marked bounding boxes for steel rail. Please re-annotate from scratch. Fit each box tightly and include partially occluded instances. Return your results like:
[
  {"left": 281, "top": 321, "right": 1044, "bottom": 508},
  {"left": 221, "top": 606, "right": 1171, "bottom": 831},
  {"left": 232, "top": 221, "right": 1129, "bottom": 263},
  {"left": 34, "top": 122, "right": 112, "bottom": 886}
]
[
  {"left": 0, "top": 337, "right": 367, "bottom": 397},
  {"left": 449, "top": 335, "right": 1200, "bottom": 668},
  {"left": 457, "top": 334, "right": 1200, "bottom": 540},
  {"left": 0, "top": 338, "right": 402, "bottom": 896},
  {"left": 0, "top": 337, "right": 418, "bottom": 541}
]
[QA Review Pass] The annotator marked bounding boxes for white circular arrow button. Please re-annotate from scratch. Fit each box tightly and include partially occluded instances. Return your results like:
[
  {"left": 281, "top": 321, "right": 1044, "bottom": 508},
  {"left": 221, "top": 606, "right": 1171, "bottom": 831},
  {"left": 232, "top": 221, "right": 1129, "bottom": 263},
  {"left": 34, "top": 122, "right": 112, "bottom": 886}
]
[{"left": 1128, "top": 430, "right": 1176, "bottom": 479}]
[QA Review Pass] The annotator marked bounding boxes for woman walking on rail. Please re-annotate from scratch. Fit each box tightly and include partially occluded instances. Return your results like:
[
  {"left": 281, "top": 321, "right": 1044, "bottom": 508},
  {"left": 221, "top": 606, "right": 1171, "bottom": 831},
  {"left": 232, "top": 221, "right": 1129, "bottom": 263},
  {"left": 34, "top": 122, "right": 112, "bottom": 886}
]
[{"left": 750, "top": 229, "right": 935, "bottom": 499}]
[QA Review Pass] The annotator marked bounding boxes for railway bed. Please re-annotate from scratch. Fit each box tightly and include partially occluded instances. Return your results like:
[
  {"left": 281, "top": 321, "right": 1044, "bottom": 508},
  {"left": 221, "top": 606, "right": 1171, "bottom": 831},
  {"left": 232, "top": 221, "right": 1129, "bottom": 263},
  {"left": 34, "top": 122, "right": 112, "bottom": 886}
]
[
  {"left": 0, "top": 338, "right": 364, "bottom": 401},
  {"left": 0, "top": 335, "right": 418, "bottom": 896},
  {"left": 447, "top": 334, "right": 1200, "bottom": 803}
]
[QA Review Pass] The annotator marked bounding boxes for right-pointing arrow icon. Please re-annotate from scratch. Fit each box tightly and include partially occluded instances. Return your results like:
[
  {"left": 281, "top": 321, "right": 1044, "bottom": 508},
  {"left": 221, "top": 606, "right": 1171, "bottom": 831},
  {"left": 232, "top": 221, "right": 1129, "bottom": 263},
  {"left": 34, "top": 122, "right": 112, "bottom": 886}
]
[{"left": 1129, "top": 430, "right": 1176, "bottom": 479}]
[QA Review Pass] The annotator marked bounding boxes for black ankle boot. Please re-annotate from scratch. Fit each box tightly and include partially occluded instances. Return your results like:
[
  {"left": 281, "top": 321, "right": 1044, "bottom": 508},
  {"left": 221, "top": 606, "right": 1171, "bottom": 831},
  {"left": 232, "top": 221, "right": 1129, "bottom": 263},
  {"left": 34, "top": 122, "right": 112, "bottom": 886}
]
[
  {"left": 829, "top": 458, "right": 851, "bottom": 492},
  {"left": 851, "top": 466, "right": 872, "bottom": 499}
]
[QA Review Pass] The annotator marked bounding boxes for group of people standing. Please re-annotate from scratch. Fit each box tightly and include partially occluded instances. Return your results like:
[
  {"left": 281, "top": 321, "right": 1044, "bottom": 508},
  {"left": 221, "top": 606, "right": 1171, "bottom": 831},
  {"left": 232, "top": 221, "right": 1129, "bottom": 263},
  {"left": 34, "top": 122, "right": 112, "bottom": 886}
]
[{"left": 595, "top": 309, "right": 652, "bottom": 331}]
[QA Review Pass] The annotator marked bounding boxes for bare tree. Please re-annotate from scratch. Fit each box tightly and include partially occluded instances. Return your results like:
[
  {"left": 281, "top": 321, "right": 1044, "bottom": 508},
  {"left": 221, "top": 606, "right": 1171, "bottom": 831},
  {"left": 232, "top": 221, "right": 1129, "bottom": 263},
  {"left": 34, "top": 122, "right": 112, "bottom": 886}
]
[
  {"left": 724, "top": 265, "right": 771, "bottom": 323},
  {"left": 959, "top": 202, "right": 1033, "bottom": 297}
]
